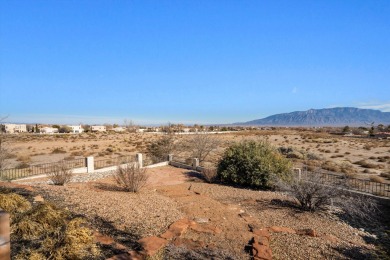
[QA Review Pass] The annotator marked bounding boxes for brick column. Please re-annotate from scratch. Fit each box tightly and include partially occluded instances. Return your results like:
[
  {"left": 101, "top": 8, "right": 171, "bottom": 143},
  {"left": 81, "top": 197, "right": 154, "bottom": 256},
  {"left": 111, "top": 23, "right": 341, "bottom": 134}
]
[{"left": 0, "top": 209, "right": 10, "bottom": 260}]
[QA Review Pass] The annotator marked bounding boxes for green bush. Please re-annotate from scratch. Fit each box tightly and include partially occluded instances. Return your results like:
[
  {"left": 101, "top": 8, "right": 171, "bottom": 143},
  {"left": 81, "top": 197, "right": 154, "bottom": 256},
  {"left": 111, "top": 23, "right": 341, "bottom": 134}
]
[{"left": 217, "top": 140, "right": 292, "bottom": 189}]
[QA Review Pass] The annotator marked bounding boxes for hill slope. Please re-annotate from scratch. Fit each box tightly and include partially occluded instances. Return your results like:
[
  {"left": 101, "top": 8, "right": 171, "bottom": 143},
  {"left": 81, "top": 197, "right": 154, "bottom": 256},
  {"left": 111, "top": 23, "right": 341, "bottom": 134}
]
[{"left": 241, "top": 107, "right": 390, "bottom": 126}]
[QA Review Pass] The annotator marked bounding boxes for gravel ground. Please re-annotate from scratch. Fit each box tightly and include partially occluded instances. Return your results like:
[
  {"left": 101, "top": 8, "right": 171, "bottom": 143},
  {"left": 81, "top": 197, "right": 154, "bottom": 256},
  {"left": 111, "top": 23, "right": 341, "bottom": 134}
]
[
  {"left": 15, "top": 167, "right": 386, "bottom": 259},
  {"left": 188, "top": 182, "right": 380, "bottom": 260},
  {"left": 36, "top": 182, "right": 183, "bottom": 239}
]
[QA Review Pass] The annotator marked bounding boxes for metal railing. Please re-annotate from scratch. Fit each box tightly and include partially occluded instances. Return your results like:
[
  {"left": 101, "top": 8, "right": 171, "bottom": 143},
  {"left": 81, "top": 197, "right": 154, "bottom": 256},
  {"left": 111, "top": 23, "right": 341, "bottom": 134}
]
[
  {"left": 299, "top": 171, "right": 390, "bottom": 198},
  {"left": 94, "top": 155, "right": 135, "bottom": 170},
  {"left": 1, "top": 158, "right": 85, "bottom": 180}
]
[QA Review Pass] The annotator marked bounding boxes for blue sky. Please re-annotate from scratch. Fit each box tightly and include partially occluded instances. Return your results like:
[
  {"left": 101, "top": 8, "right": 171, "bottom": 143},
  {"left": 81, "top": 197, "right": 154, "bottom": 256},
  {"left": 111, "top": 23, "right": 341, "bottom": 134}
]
[{"left": 1, "top": 1, "right": 389, "bottom": 125}]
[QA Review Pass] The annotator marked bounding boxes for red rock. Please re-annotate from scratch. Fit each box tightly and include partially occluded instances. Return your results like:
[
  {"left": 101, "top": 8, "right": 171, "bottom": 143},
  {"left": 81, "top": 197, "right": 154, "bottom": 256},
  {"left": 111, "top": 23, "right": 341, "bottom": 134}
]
[
  {"left": 33, "top": 195, "right": 44, "bottom": 202},
  {"left": 296, "top": 229, "right": 318, "bottom": 237},
  {"left": 172, "top": 238, "right": 205, "bottom": 249},
  {"left": 138, "top": 236, "right": 167, "bottom": 256},
  {"left": 268, "top": 226, "right": 296, "bottom": 234},
  {"left": 190, "top": 223, "right": 222, "bottom": 234},
  {"left": 94, "top": 231, "right": 115, "bottom": 245},
  {"left": 160, "top": 218, "right": 192, "bottom": 240},
  {"left": 114, "top": 243, "right": 127, "bottom": 250},
  {"left": 252, "top": 243, "right": 272, "bottom": 260},
  {"left": 256, "top": 236, "right": 270, "bottom": 247},
  {"left": 252, "top": 229, "right": 270, "bottom": 238}
]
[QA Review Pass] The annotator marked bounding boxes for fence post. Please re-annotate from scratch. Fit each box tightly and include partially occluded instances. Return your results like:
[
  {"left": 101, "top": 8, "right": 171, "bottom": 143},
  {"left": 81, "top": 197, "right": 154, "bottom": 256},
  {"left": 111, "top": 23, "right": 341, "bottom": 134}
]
[
  {"left": 136, "top": 153, "right": 143, "bottom": 168},
  {"left": 293, "top": 168, "right": 302, "bottom": 180},
  {"left": 86, "top": 156, "right": 94, "bottom": 173},
  {"left": 0, "top": 209, "right": 10, "bottom": 260},
  {"left": 168, "top": 154, "right": 173, "bottom": 162},
  {"left": 192, "top": 158, "right": 199, "bottom": 170}
]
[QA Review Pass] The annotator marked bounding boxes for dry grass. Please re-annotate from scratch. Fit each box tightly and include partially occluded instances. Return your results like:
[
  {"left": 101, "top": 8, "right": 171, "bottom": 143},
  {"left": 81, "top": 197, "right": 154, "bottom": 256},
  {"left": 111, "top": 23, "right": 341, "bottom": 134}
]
[
  {"left": 0, "top": 189, "right": 100, "bottom": 259},
  {"left": 0, "top": 192, "right": 31, "bottom": 213},
  {"left": 369, "top": 175, "right": 386, "bottom": 183}
]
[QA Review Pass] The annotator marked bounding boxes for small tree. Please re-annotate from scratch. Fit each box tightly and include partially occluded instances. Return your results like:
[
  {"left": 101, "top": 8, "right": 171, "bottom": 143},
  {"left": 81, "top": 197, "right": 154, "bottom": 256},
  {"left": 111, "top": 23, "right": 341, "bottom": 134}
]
[
  {"left": 184, "top": 132, "right": 220, "bottom": 163},
  {"left": 48, "top": 162, "right": 72, "bottom": 185},
  {"left": 114, "top": 163, "right": 148, "bottom": 192},
  {"left": 147, "top": 134, "right": 177, "bottom": 163},
  {"left": 217, "top": 140, "right": 292, "bottom": 189}
]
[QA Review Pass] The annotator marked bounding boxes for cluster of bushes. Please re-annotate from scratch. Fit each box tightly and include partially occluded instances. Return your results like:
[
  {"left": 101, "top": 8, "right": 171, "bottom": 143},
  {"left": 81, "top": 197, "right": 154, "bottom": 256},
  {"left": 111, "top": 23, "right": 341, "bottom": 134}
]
[{"left": 0, "top": 190, "right": 100, "bottom": 259}]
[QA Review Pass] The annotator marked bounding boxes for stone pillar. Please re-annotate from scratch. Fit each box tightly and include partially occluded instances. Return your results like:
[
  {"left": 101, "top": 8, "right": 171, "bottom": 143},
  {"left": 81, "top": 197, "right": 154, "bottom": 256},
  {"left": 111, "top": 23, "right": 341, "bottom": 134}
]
[
  {"left": 86, "top": 156, "right": 94, "bottom": 173},
  {"left": 168, "top": 154, "right": 173, "bottom": 162},
  {"left": 0, "top": 210, "right": 10, "bottom": 260},
  {"left": 294, "top": 168, "right": 302, "bottom": 180},
  {"left": 192, "top": 158, "right": 199, "bottom": 170},
  {"left": 136, "top": 153, "right": 143, "bottom": 168}
]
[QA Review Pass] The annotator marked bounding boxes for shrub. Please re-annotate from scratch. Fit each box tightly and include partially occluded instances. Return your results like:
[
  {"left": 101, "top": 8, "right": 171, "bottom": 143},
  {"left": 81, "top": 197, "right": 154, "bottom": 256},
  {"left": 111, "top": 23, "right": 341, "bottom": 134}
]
[
  {"left": 370, "top": 175, "right": 386, "bottom": 183},
  {"left": 47, "top": 162, "right": 72, "bottom": 185},
  {"left": 201, "top": 167, "right": 218, "bottom": 183},
  {"left": 114, "top": 163, "right": 148, "bottom": 192},
  {"left": 51, "top": 147, "right": 66, "bottom": 154},
  {"left": 217, "top": 140, "right": 292, "bottom": 189},
  {"left": 147, "top": 134, "right": 177, "bottom": 163},
  {"left": 277, "top": 174, "right": 378, "bottom": 219}
]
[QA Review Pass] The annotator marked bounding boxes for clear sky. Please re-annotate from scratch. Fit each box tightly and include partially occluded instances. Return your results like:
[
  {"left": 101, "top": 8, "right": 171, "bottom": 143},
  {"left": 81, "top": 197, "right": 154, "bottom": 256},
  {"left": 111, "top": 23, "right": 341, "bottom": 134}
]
[{"left": 1, "top": 0, "right": 389, "bottom": 125}]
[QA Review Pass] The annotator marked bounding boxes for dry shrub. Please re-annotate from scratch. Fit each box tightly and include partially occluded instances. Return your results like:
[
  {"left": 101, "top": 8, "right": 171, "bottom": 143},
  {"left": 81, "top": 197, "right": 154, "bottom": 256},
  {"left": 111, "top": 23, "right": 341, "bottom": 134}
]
[
  {"left": 354, "top": 160, "right": 383, "bottom": 169},
  {"left": 379, "top": 172, "right": 390, "bottom": 179},
  {"left": 115, "top": 163, "right": 148, "bottom": 192},
  {"left": 201, "top": 167, "right": 217, "bottom": 183},
  {"left": 277, "top": 174, "right": 378, "bottom": 220},
  {"left": 369, "top": 175, "right": 386, "bottom": 183},
  {"left": 47, "top": 162, "right": 72, "bottom": 185},
  {"left": 0, "top": 193, "right": 31, "bottom": 214},
  {"left": 51, "top": 147, "right": 67, "bottom": 154},
  {"left": 11, "top": 200, "right": 100, "bottom": 259}
]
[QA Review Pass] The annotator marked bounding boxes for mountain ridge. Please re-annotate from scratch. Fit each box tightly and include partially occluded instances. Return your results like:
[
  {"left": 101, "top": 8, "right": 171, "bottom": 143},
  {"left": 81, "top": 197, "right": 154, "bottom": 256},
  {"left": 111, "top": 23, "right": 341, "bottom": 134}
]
[{"left": 238, "top": 107, "right": 390, "bottom": 126}]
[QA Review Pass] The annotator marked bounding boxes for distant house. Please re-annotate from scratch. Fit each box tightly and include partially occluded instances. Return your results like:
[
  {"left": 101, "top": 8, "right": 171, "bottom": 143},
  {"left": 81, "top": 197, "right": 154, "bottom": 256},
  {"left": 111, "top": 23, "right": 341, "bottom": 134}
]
[
  {"left": 91, "top": 125, "right": 106, "bottom": 132},
  {"left": 136, "top": 128, "right": 146, "bottom": 133},
  {"left": 4, "top": 124, "right": 27, "bottom": 133},
  {"left": 40, "top": 127, "right": 59, "bottom": 134},
  {"left": 68, "top": 125, "right": 84, "bottom": 134},
  {"left": 112, "top": 127, "right": 125, "bottom": 132}
]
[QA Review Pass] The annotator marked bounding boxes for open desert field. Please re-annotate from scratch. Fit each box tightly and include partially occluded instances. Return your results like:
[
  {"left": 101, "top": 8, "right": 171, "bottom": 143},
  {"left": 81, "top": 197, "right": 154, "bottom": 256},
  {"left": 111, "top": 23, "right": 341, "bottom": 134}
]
[{"left": 4, "top": 128, "right": 390, "bottom": 183}]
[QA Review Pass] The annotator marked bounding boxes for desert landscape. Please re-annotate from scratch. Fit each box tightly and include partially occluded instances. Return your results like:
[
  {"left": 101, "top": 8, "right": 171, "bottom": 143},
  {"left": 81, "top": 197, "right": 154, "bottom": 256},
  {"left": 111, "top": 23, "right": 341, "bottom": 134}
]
[{"left": 5, "top": 128, "right": 390, "bottom": 184}]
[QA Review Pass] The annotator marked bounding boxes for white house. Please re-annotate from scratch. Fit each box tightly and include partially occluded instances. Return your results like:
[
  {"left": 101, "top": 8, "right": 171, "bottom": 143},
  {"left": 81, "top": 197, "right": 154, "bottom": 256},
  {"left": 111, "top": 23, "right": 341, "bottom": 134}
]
[
  {"left": 40, "top": 127, "right": 59, "bottom": 134},
  {"left": 91, "top": 125, "right": 106, "bottom": 132},
  {"left": 112, "top": 127, "right": 125, "bottom": 132},
  {"left": 3, "top": 124, "right": 27, "bottom": 133},
  {"left": 68, "top": 125, "right": 84, "bottom": 134}
]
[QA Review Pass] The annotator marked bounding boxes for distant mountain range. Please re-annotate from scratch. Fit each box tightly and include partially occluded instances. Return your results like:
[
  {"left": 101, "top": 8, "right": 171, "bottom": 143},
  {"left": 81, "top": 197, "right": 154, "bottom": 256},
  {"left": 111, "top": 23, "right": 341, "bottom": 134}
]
[{"left": 238, "top": 107, "right": 390, "bottom": 126}]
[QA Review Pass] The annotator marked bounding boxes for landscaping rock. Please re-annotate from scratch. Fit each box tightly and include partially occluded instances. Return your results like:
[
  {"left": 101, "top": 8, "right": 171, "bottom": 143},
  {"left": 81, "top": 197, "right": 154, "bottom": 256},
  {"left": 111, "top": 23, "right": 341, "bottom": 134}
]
[
  {"left": 252, "top": 237, "right": 273, "bottom": 260},
  {"left": 252, "top": 229, "right": 270, "bottom": 238},
  {"left": 138, "top": 236, "right": 168, "bottom": 256},
  {"left": 268, "top": 226, "right": 296, "bottom": 234},
  {"left": 296, "top": 229, "right": 318, "bottom": 237}
]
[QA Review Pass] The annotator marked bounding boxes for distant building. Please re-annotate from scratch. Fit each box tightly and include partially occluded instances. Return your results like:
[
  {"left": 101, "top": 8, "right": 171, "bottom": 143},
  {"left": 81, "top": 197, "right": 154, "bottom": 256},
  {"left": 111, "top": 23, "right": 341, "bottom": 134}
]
[
  {"left": 91, "top": 125, "right": 106, "bottom": 132},
  {"left": 112, "top": 127, "right": 125, "bottom": 132},
  {"left": 40, "top": 127, "right": 59, "bottom": 134},
  {"left": 68, "top": 125, "right": 84, "bottom": 134},
  {"left": 3, "top": 124, "right": 27, "bottom": 133},
  {"left": 136, "top": 128, "right": 146, "bottom": 133}
]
